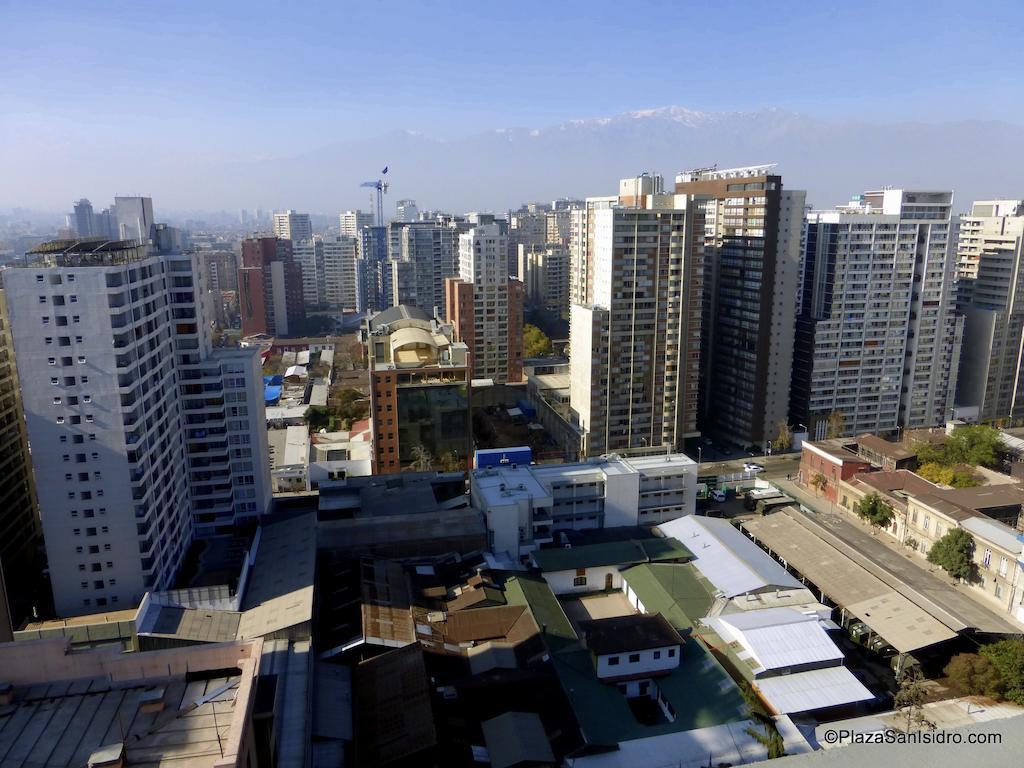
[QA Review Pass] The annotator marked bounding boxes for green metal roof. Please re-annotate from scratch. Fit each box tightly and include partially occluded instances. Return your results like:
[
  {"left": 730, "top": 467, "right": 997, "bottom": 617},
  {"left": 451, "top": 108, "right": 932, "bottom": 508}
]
[
  {"left": 531, "top": 537, "right": 693, "bottom": 572},
  {"left": 505, "top": 575, "right": 577, "bottom": 653},
  {"left": 621, "top": 563, "right": 716, "bottom": 632},
  {"left": 506, "top": 572, "right": 747, "bottom": 746}
]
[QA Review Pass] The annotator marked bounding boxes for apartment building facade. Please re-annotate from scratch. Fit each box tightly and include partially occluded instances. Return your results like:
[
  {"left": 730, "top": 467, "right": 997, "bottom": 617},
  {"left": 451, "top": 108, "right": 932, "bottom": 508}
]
[
  {"left": 568, "top": 176, "right": 704, "bottom": 457},
  {"left": 4, "top": 240, "right": 192, "bottom": 616},
  {"left": 447, "top": 223, "right": 525, "bottom": 384},
  {"left": 517, "top": 244, "right": 569, "bottom": 316},
  {"left": 471, "top": 453, "right": 698, "bottom": 562},
  {"left": 0, "top": 288, "right": 41, "bottom": 631},
  {"left": 272, "top": 209, "right": 313, "bottom": 243},
  {"left": 292, "top": 237, "right": 326, "bottom": 309},
  {"left": 363, "top": 305, "right": 471, "bottom": 474},
  {"left": 674, "top": 166, "right": 805, "bottom": 448},
  {"left": 238, "top": 236, "right": 305, "bottom": 337},
  {"left": 791, "top": 190, "right": 963, "bottom": 438},
  {"left": 164, "top": 252, "right": 272, "bottom": 537},
  {"left": 322, "top": 234, "right": 359, "bottom": 311},
  {"left": 339, "top": 210, "right": 373, "bottom": 238},
  {"left": 955, "top": 200, "right": 1024, "bottom": 421}
]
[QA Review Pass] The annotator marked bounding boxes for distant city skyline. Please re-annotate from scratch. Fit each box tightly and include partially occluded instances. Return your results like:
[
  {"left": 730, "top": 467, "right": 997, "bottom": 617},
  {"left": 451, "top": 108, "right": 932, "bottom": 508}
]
[{"left": 3, "top": 0, "right": 1024, "bottom": 212}]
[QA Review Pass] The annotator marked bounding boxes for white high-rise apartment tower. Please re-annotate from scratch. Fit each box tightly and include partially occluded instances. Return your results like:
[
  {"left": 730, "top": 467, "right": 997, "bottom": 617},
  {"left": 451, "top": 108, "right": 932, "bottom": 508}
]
[
  {"left": 5, "top": 238, "right": 272, "bottom": 615},
  {"left": 322, "top": 234, "right": 359, "bottom": 310},
  {"left": 792, "top": 190, "right": 963, "bottom": 438},
  {"left": 4, "top": 240, "right": 191, "bottom": 616},
  {"left": 164, "top": 251, "right": 272, "bottom": 537},
  {"left": 569, "top": 176, "right": 705, "bottom": 457},
  {"left": 339, "top": 210, "right": 374, "bottom": 237},
  {"left": 955, "top": 200, "right": 1024, "bottom": 421},
  {"left": 292, "top": 237, "right": 326, "bottom": 308},
  {"left": 272, "top": 210, "right": 313, "bottom": 243}
]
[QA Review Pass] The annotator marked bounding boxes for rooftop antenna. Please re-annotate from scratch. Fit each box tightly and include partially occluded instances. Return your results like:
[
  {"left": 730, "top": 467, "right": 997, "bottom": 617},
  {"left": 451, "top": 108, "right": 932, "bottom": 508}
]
[{"left": 360, "top": 166, "right": 390, "bottom": 226}]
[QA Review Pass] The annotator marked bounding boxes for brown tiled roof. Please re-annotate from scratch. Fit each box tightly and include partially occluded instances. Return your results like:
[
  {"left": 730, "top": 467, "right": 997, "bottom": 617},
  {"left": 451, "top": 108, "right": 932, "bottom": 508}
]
[
  {"left": 856, "top": 434, "right": 917, "bottom": 461},
  {"left": 851, "top": 470, "right": 940, "bottom": 497}
]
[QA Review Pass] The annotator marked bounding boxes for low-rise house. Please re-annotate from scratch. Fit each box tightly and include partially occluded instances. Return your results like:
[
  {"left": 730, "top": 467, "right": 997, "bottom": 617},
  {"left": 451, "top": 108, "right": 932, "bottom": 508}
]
[
  {"left": 268, "top": 423, "right": 310, "bottom": 492},
  {"left": 530, "top": 538, "right": 692, "bottom": 595},
  {"left": 855, "top": 434, "right": 918, "bottom": 471},
  {"left": 309, "top": 420, "right": 373, "bottom": 486},
  {"left": 798, "top": 440, "right": 873, "bottom": 503},
  {"left": 584, "top": 613, "right": 683, "bottom": 697}
]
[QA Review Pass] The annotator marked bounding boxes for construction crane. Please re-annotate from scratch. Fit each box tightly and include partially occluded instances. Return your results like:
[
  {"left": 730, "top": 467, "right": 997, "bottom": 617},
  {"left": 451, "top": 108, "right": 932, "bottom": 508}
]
[{"left": 360, "top": 166, "right": 389, "bottom": 226}]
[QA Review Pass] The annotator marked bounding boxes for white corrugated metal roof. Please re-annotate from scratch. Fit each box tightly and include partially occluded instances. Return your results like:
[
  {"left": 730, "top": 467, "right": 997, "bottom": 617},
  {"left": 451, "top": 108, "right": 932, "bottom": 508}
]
[
  {"left": 285, "top": 364, "right": 307, "bottom": 378},
  {"left": 657, "top": 516, "right": 803, "bottom": 598},
  {"left": 705, "top": 607, "right": 844, "bottom": 674},
  {"left": 755, "top": 666, "right": 873, "bottom": 714},
  {"left": 296, "top": 350, "right": 311, "bottom": 365}
]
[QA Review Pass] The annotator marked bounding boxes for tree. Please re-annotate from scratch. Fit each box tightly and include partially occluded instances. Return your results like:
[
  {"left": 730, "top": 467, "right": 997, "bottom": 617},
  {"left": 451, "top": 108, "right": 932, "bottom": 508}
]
[
  {"left": 914, "top": 425, "right": 1005, "bottom": 470},
  {"left": 523, "top": 324, "right": 554, "bottom": 358},
  {"left": 410, "top": 445, "right": 434, "bottom": 472},
  {"left": 825, "top": 410, "right": 845, "bottom": 438},
  {"left": 810, "top": 472, "right": 828, "bottom": 496},
  {"left": 916, "top": 462, "right": 979, "bottom": 488},
  {"left": 927, "top": 528, "right": 976, "bottom": 581},
  {"left": 740, "top": 682, "right": 786, "bottom": 759},
  {"left": 980, "top": 639, "right": 1024, "bottom": 705},
  {"left": 944, "top": 653, "right": 1004, "bottom": 699},
  {"left": 948, "top": 425, "right": 1004, "bottom": 468},
  {"left": 855, "top": 492, "right": 894, "bottom": 528},
  {"left": 439, "top": 450, "right": 462, "bottom": 472},
  {"left": 894, "top": 666, "right": 935, "bottom": 732},
  {"left": 774, "top": 422, "right": 793, "bottom": 453}
]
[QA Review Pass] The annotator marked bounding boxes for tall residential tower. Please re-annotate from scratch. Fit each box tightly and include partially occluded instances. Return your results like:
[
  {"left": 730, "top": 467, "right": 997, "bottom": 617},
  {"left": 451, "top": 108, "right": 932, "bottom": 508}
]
[
  {"left": 569, "top": 176, "right": 705, "bottom": 457},
  {"left": 791, "top": 190, "right": 962, "bottom": 438}
]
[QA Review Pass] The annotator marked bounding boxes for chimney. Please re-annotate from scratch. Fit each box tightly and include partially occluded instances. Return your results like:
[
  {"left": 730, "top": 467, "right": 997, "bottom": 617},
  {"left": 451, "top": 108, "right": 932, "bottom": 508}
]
[
  {"left": 138, "top": 687, "right": 166, "bottom": 714},
  {"left": 87, "top": 743, "right": 125, "bottom": 768}
]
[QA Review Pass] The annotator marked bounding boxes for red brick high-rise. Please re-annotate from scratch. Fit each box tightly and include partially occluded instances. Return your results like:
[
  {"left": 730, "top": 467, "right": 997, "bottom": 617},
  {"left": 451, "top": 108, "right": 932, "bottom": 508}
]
[{"left": 238, "top": 236, "right": 305, "bottom": 337}]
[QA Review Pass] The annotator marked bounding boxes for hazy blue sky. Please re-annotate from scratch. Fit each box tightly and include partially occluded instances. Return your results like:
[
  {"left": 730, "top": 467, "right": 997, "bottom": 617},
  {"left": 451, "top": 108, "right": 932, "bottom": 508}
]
[{"left": 3, "top": 0, "right": 1022, "bottom": 211}]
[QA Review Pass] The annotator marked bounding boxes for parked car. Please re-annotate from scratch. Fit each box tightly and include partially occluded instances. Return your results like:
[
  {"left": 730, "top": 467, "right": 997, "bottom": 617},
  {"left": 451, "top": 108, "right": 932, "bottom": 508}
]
[
  {"left": 743, "top": 463, "right": 765, "bottom": 473},
  {"left": 710, "top": 489, "right": 727, "bottom": 503}
]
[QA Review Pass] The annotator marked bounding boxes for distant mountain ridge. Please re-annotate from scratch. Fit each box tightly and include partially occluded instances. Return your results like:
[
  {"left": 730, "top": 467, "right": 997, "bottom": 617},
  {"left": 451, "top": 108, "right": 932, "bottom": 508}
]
[{"left": 204, "top": 106, "right": 1024, "bottom": 213}]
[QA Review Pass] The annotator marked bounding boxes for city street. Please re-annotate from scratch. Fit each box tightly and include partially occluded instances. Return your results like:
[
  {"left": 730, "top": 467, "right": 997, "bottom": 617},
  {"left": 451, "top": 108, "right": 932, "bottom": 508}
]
[
  {"left": 772, "top": 478, "right": 1023, "bottom": 634},
  {"left": 696, "top": 450, "right": 801, "bottom": 480}
]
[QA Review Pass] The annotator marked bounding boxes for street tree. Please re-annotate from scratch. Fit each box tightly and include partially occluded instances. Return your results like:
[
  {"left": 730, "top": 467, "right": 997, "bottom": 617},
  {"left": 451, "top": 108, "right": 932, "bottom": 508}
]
[
  {"left": 825, "top": 410, "right": 845, "bottom": 438},
  {"left": 894, "top": 666, "right": 935, "bottom": 732},
  {"left": 926, "top": 528, "right": 976, "bottom": 581},
  {"left": 855, "top": 492, "right": 894, "bottom": 528},
  {"left": 774, "top": 422, "right": 793, "bottom": 452}
]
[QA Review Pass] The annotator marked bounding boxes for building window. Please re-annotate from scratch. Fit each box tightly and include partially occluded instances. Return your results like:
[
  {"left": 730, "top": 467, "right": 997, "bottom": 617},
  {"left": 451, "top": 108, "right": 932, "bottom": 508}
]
[
  {"left": 983, "top": 549, "right": 992, "bottom": 568},
  {"left": 573, "top": 568, "right": 587, "bottom": 587},
  {"left": 653, "top": 650, "right": 661, "bottom": 660},
  {"left": 607, "top": 656, "right": 620, "bottom": 666},
  {"left": 628, "top": 654, "right": 640, "bottom": 663},
  {"left": 667, "top": 648, "right": 676, "bottom": 657}
]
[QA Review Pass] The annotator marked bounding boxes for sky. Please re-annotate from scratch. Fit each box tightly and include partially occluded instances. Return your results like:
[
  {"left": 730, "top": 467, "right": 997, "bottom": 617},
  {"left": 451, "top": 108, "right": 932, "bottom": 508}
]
[{"left": 2, "top": 0, "right": 1023, "bottom": 212}]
